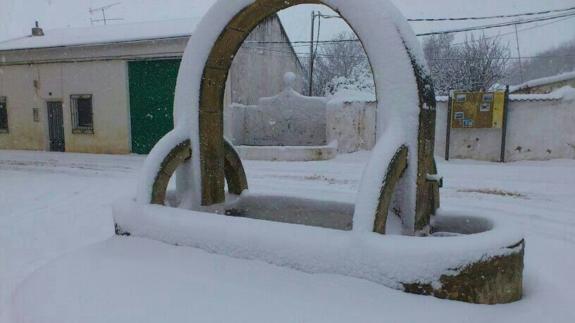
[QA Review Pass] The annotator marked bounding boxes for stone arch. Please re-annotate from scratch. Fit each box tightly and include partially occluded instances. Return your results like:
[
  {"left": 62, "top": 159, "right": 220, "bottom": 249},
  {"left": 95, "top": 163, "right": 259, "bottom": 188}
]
[
  {"left": 150, "top": 139, "right": 248, "bottom": 205},
  {"left": 166, "top": 0, "right": 438, "bottom": 233}
]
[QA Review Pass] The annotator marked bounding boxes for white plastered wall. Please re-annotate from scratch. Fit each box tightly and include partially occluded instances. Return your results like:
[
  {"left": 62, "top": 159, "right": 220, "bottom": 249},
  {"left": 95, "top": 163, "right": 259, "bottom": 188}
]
[
  {"left": 435, "top": 98, "right": 575, "bottom": 161},
  {"left": 0, "top": 60, "right": 131, "bottom": 154}
]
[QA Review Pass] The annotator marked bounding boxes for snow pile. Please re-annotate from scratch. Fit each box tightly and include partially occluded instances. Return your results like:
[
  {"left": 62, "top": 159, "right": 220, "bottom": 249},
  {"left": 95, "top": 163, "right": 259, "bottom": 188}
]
[
  {"left": 552, "top": 85, "right": 575, "bottom": 101},
  {"left": 325, "top": 63, "right": 376, "bottom": 103},
  {"left": 113, "top": 199, "right": 523, "bottom": 290}
]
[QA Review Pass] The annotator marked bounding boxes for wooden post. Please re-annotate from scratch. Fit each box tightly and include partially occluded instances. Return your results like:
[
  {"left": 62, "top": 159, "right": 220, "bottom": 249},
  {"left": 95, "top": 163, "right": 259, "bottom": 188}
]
[
  {"left": 500, "top": 86, "right": 510, "bottom": 163},
  {"left": 445, "top": 92, "right": 453, "bottom": 161}
]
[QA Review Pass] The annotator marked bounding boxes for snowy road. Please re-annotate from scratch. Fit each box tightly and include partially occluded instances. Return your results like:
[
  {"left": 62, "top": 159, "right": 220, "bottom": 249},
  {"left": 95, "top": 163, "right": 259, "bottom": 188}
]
[{"left": 1, "top": 150, "right": 575, "bottom": 322}]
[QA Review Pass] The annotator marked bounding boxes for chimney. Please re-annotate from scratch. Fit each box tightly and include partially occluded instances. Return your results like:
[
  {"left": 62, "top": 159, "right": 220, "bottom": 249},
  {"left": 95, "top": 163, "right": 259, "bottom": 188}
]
[{"left": 32, "top": 21, "right": 44, "bottom": 37}]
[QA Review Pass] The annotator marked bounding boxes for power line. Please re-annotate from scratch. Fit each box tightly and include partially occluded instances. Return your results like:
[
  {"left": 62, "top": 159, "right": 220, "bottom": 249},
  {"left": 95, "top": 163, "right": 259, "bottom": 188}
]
[
  {"left": 416, "top": 11, "right": 575, "bottom": 36},
  {"left": 407, "top": 5, "right": 575, "bottom": 22},
  {"left": 450, "top": 15, "right": 575, "bottom": 46},
  {"left": 259, "top": 14, "right": 574, "bottom": 50},
  {"left": 244, "top": 11, "right": 575, "bottom": 45},
  {"left": 280, "top": 13, "right": 574, "bottom": 49},
  {"left": 241, "top": 7, "right": 575, "bottom": 70},
  {"left": 303, "top": 6, "right": 575, "bottom": 23},
  {"left": 241, "top": 45, "right": 575, "bottom": 61}
]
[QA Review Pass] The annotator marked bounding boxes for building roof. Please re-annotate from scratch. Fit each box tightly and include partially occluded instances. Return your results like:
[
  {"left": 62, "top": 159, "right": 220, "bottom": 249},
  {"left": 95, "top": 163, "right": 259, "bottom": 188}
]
[
  {"left": 0, "top": 19, "right": 201, "bottom": 51},
  {"left": 509, "top": 70, "right": 575, "bottom": 93}
]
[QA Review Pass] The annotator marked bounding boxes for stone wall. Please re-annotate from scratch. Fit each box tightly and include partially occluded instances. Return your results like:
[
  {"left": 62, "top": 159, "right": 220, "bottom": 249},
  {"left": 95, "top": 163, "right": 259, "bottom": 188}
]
[{"left": 327, "top": 100, "right": 377, "bottom": 153}]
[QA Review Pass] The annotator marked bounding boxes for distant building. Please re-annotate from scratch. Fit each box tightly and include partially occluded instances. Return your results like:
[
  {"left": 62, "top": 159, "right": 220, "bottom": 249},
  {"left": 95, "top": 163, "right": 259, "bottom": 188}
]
[
  {"left": 0, "top": 16, "right": 304, "bottom": 154},
  {"left": 510, "top": 70, "right": 575, "bottom": 94}
]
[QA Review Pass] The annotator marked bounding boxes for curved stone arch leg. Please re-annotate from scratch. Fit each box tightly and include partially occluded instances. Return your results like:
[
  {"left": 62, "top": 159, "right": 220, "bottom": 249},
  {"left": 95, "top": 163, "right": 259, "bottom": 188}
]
[
  {"left": 373, "top": 145, "right": 409, "bottom": 234},
  {"left": 224, "top": 140, "right": 249, "bottom": 195},
  {"left": 151, "top": 139, "right": 248, "bottom": 205}
]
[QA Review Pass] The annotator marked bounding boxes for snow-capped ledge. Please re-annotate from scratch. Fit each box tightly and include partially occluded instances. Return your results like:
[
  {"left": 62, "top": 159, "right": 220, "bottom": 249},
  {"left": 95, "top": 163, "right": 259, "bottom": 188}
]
[{"left": 235, "top": 141, "right": 338, "bottom": 161}]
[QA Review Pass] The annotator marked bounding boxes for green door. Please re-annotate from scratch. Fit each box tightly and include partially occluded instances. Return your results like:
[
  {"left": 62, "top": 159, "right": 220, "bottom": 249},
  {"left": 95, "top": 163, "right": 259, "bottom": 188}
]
[{"left": 129, "top": 59, "right": 181, "bottom": 154}]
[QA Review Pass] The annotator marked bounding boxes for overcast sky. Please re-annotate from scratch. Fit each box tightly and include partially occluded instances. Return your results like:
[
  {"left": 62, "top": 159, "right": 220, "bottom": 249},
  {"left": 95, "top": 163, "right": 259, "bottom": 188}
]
[{"left": 1, "top": 0, "right": 574, "bottom": 57}]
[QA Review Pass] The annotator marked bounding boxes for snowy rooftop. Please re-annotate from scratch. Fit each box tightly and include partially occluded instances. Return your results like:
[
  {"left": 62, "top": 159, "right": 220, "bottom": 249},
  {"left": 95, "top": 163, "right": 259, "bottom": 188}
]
[
  {"left": 0, "top": 19, "right": 201, "bottom": 51},
  {"left": 509, "top": 70, "right": 575, "bottom": 93}
]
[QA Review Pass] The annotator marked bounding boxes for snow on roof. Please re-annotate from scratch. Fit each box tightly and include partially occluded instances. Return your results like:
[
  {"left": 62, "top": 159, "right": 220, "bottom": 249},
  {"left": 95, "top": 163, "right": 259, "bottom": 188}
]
[
  {"left": 0, "top": 18, "right": 201, "bottom": 51},
  {"left": 509, "top": 70, "right": 575, "bottom": 93}
]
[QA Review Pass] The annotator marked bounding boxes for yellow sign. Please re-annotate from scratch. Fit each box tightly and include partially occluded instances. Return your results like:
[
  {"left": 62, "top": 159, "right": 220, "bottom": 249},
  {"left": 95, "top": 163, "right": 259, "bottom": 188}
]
[{"left": 451, "top": 91, "right": 506, "bottom": 129}]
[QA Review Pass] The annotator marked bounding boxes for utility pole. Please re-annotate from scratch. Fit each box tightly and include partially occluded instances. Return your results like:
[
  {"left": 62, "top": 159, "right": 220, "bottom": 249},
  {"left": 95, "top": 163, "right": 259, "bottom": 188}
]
[
  {"left": 308, "top": 11, "right": 316, "bottom": 96},
  {"left": 89, "top": 2, "right": 123, "bottom": 25},
  {"left": 514, "top": 23, "right": 524, "bottom": 84}
]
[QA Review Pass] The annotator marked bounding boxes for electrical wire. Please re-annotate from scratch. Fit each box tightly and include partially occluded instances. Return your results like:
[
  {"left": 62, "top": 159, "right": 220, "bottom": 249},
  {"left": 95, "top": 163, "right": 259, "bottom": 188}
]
[
  {"left": 241, "top": 45, "right": 575, "bottom": 61},
  {"left": 244, "top": 9, "right": 575, "bottom": 45},
  {"left": 313, "top": 6, "right": 575, "bottom": 22},
  {"left": 407, "top": 5, "right": 575, "bottom": 22},
  {"left": 450, "top": 15, "right": 575, "bottom": 46},
  {"left": 416, "top": 11, "right": 575, "bottom": 36}
]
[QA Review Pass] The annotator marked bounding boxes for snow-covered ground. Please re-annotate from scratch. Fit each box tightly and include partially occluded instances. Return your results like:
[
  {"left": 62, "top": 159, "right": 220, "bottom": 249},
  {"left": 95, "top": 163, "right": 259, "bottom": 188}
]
[{"left": 1, "top": 150, "right": 575, "bottom": 322}]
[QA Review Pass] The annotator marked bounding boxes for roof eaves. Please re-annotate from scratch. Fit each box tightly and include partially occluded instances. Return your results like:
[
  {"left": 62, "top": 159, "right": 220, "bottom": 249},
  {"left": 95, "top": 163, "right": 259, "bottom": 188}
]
[{"left": 0, "top": 34, "right": 191, "bottom": 53}]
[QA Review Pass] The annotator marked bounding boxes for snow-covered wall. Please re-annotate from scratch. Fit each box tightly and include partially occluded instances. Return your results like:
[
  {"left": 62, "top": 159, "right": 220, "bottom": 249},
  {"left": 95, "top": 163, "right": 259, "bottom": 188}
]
[
  {"left": 327, "top": 100, "right": 376, "bottom": 153},
  {"left": 239, "top": 92, "right": 575, "bottom": 162},
  {"left": 435, "top": 96, "right": 575, "bottom": 161},
  {"left": 224, "top": 82, "right": 377, "bottom": 153},
  {"left": 229, "top": 78, "right": 328, "bottom": 146}
]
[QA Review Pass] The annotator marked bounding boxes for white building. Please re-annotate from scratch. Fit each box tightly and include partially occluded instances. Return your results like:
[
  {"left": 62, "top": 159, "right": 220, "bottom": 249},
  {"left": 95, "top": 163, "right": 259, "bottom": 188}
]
[{"left": 0, "top": 16, "right": 304, "bottom": 154}]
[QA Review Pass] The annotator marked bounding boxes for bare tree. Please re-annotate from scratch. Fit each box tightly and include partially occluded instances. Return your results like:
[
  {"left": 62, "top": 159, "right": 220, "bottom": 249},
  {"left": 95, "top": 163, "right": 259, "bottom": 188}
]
[
  {"left": 423, "top": 34, "right": 459, "bottom": 95},
  {"left": 458, "top": 35, "right": 511, "bottom": 91},
  {"left": 307, "top": 31, "right": 372, "bottom": 96},
  {"left": 423, "top": 34, "right": 511, "bottom": 94}
]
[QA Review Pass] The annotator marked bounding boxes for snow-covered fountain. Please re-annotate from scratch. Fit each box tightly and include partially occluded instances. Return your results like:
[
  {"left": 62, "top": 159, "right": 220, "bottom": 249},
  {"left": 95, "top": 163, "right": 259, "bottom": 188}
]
[
  {"left": 113, "top": 0, "right": 526, "bottom": 305},
  {"left": 227, "top": 72, "right": 339, "bottom": 162}
]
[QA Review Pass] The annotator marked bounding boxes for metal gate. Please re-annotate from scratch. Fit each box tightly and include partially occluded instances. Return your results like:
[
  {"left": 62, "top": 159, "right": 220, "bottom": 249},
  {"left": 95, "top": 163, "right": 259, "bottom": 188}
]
[{"left": 47, "top": 101, "right": 65, "bottom": 152}]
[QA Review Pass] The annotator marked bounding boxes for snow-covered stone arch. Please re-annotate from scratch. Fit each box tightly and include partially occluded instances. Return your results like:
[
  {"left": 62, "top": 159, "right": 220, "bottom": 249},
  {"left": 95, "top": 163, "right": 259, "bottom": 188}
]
[{"left": 141, "top": 0, "right": 439, "bottom": 234}]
